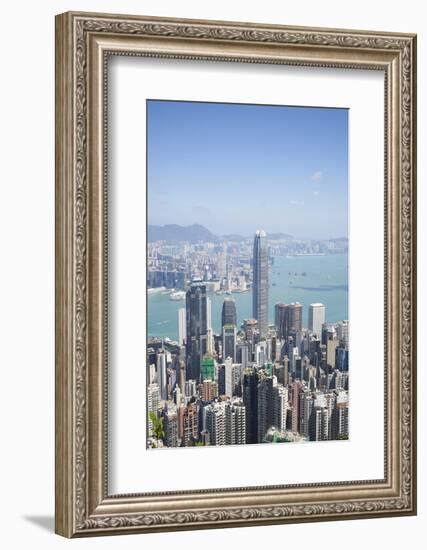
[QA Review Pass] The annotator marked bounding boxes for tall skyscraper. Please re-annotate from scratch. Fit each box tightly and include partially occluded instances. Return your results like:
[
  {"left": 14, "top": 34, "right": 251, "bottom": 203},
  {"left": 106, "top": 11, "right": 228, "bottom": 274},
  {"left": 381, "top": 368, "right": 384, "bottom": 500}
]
[
  {"left": 224, "top": 357, "right": 241, "bottom": 398},
  {"left": 257, "top": 371, "right": 274, "bottom": 443},
  {"left": 185, "top": 281, "right": 208, "bottom": 382},
  {"left": 217, "top": 250, "right": 227, "bottom": 279},
  {"left": 273, "top": 384, "right": 288, "bottom": 432},
  {"left": 157, "top": 350, "right": 168, "bottom": 401},
  {"left": 308, "top": 303, "right": 326, "bottom": 338},
  {"left": 287, "top": 302, "right": 303, "bottom": 335},
  {"left": 242, "top": 367, "right": 258, "bottom": 444},
  {"left": 252, "top": 230, "right": 269, "bottom": 337},
  {"left": 178, "top": 307, "right": 186, "bottom": 345},
  {"left": 221, "top": 298, "right": 237, "bottom": 327},
  {"left": 336, "top": 320, "right": 350, "bottom": 347},
  {"left": 275, "top": 303, "right": 288, "bottom": 340},
  {"left": 222, "top": 324, "right": 237, "bottom": 362},
  {"left": 206, "top": 296, "right": 214, "bottom": 354},
  {"left": 275, "top": 302, "right": 303, "bottom": 340}
]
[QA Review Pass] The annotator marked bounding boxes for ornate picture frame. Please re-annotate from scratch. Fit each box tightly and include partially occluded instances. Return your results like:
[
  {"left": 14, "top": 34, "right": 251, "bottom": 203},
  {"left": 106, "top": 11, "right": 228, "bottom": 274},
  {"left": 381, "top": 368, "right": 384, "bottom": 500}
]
[{"left": 55, "top": 11, "right": 417, "bottom": 537}]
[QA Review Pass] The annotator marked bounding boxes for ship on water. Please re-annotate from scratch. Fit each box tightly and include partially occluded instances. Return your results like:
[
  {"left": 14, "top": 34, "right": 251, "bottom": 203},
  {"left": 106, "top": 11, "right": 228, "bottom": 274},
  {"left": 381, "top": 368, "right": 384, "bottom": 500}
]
[{"left": 169, "top": 290, "right": 186, "bottom": 301}]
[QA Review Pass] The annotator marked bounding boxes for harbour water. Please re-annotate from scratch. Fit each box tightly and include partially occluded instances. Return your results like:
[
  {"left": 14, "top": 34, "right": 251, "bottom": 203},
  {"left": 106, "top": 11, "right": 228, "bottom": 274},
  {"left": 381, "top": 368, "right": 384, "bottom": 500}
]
[{"left": 148, "top": 253, "right": 348, "bottom": 341}]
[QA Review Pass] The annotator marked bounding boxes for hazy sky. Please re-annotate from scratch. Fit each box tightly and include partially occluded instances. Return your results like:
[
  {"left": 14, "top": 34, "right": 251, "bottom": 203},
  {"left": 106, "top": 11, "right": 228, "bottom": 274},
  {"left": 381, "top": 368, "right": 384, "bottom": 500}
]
[{"left": 147, "top": 100, "right": 348, "bottom": 239}]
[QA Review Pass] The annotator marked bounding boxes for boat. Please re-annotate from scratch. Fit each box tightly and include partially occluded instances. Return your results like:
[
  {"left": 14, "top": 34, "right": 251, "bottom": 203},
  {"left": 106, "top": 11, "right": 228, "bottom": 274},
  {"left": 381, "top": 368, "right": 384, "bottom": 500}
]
[
  {"left": 169, "top": 291, "right": 186, "bottom": 301},
  {"left": 148, "top": 286, "right": 166, "bottom": 295}
]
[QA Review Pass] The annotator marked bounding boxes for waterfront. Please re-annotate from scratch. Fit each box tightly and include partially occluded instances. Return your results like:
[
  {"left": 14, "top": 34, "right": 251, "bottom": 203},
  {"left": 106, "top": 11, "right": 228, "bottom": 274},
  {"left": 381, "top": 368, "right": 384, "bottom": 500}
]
[{"left": 148, "top": 252, "right": 348, "bottom": 341}]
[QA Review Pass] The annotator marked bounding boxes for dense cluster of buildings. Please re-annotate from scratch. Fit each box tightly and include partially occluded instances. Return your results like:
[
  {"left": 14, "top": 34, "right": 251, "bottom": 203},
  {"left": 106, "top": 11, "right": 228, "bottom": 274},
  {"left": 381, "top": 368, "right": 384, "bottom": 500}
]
[{"left": 146, "top": 230, "right": 349, "bottom": 448}]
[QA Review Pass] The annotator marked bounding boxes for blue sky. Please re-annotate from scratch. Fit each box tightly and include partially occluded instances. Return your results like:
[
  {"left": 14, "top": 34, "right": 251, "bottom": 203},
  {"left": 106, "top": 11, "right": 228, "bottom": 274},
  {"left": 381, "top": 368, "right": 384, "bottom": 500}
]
[{"left": 147, "top": 100, "right": 348, "bottom": 239}]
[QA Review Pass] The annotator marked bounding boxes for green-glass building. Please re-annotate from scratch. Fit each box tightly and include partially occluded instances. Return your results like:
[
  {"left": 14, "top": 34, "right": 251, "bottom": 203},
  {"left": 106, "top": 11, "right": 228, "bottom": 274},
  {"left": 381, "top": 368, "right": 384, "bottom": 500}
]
[{"left": 201, "top": 355, "right": 215, "bottom": 382}]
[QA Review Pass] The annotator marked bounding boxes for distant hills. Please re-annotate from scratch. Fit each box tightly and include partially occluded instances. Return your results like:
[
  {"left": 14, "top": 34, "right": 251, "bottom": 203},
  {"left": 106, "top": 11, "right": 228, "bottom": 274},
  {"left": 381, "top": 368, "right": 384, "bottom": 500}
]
[
  {"left": 148, "top": 224, "right": 219, "bottom": 243},
  {"left": 148, "top": 224, "right": 294, "bottom": 243},
  {"left": 222, "top": 232, "right": 293, "bottom": 241}
]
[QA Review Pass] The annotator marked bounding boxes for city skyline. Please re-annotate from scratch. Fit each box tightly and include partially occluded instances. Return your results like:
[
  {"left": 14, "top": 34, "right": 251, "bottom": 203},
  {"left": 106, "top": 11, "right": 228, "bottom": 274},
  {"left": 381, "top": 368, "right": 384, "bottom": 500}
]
[
  {"left": 147, "top": 100, "right": 348, "bottom": 239},
  {"left": 147, "top": 229, "right": 349, "bottom": 449}
]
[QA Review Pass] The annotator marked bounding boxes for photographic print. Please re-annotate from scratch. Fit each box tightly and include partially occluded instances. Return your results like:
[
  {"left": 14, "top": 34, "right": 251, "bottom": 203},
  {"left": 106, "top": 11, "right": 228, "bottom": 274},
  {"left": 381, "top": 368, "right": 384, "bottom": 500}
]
[{"left": 146, "top": 99, "right": 349, "bottom": 449}]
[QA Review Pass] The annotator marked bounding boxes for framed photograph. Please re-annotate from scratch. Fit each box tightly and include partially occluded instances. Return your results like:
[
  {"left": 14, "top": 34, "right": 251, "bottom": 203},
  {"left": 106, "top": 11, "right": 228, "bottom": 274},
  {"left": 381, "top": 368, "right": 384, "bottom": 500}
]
[{"left": 55, "top": 11, "right": 417, "bottom": 537}]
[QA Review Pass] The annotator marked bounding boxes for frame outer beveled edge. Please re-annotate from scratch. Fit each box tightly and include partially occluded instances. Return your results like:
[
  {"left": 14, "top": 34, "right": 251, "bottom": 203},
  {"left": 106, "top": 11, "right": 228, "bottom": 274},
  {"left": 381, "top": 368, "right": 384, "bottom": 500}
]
[{"left": 55, "top": 12, "right": 75, "bottom": 538}]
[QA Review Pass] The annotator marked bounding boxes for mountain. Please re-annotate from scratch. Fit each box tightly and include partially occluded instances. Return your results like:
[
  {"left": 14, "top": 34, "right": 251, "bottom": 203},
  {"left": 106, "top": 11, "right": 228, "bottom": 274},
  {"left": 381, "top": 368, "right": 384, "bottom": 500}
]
[
  {"left": 221, "top": 233, "right": 247, "bottom": 241},
  {"left": 222, "top": 232, "right": 293, "bottom": 241},
  {"left": 148, "top": 224, "right": 219, "bottom": 243},
  {"left": 148, "top": 225, "right": 294, "bottom": 243}
]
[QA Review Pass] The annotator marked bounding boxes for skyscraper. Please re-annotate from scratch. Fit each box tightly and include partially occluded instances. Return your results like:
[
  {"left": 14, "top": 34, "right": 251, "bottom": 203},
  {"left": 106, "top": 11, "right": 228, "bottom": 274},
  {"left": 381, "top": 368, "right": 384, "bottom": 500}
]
[
  {"left": 257, "top": 371, "right": 274, "bottom": 443},
  {"left": 275, "top": 303, "right": 287, "bottom": 340},
  {"left": 287, "top": 302, "right": 303, "bottom": 335},
  {"left": 185, "top": 281, "right": 208, "bottom": 382},
  {"left": 222, "top": 324, "right": 237, "bottom": 362},
  {"left": 308, "top": 303, "right": 326, "bottom": 338},
  {"left": 224, "top": 357, "right": 241, "bottom": 398},
  {"left": 242, "top": 367, "right": 258, "bottom": 444},
  {"left": 275, "top": 302, "right": 303, "bottom": 340},
  {"left": 336, "top": 320, "right": 350, "bottom": 347},
  {"left": 217, "top": 250, "right": 227, "bottom": 279},
  {"left": 252, "top": 230, "right": 269, "bottom": 337},
  {"left": 221, "top": 298, "right": 237, "bottom": 327},
  {"left": 157, "top": 350, "right": 168, "bottom": 401},
  {"left": 178, "top": 307, "right": 186, "bottom": 345}
]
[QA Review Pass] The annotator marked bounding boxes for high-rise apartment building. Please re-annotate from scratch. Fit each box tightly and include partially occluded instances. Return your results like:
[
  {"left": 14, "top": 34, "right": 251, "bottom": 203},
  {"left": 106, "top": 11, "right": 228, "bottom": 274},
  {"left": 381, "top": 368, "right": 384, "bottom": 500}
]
[
  {"left": 204, "top": 401, "right": 226, "bottom": 445},
  {"left": 200, "top": 379, "right": 218, "bottom": 401},
  {"left": 272, "top": 384, "right": 288, "bottom": 432},
  {"left": 225, "top": 398, "right": 246, "bottom": 445},
  {"left": 147, "top": 383, "right": 160, "bottom": 439},
  {"left": 252, "top": 230, "right": 269, "bottom": 337},
  {"left": 308, "top": 405, "right": 330, "bottom": 441},
  {"left": 162, "top": 405, "right": 179, "bottom": 447},
  {"left": 331, "top": 399, "right": 349, "bottom": 439},
  {"left": 180, "top": 402, "right": 199, "bottom": 446}
]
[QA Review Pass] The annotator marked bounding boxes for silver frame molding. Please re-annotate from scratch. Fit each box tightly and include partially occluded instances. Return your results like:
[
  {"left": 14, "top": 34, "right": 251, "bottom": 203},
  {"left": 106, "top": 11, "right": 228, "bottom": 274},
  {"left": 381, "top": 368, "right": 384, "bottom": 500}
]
[{"left": 55, "top": 11, "right": 417, "bottom": 538}]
